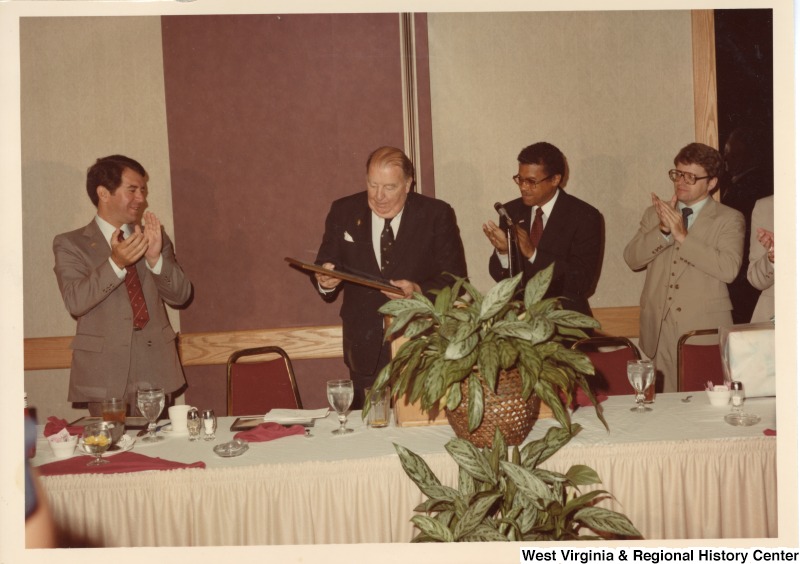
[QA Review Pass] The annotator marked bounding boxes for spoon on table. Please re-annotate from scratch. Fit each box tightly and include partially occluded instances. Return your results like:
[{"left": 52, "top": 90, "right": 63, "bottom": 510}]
[{"left": 681, "top": 395, "right": 693, "bottom": 403}]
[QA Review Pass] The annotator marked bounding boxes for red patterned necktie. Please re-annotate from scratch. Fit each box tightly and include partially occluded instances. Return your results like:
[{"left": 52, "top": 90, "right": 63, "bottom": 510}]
[
  {"left": 117, "top": 230, "right": 150, "bottom": 330},
  {"left": 530, "top": 207, "right": 544, "bottom": 248}
]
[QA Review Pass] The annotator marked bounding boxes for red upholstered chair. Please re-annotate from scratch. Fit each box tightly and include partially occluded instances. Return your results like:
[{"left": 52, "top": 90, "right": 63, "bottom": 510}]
[
  {"left": 677, "top": 329, "right": 725, "bottom": 392},
  {"left": 571, "top": 336, "right": 642, "bottom": 396},
  {"left": 226, "top": 346, "right": 303, "bottom": 416}
]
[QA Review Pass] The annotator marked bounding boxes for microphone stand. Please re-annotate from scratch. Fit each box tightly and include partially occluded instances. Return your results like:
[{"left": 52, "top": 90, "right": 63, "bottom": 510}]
[{"left": 505, "top": 220, "right": 519, "bottom": 278}]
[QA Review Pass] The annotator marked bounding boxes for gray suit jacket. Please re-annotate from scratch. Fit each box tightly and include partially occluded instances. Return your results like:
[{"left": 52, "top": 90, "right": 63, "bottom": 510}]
[
  {"left": 53, "top": 220, "right": 192, "bottom": 402},
  {"left": 747, "top": 195, "right": 774, "bottom": 323},
  {"left": 623, "top": 197, "right": 744, "bottom": 358}
]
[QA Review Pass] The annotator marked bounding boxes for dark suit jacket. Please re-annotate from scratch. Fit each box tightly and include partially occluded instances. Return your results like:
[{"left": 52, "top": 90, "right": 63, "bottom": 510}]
[
  {"left": 314, "top": 191, "right": 467, "bottom": 375},
  {"left": 53, "top": 220, "right": 192, "bottom": 402},
  {"left": 488, "top": 189, "right": 602, "bottom": 317}
]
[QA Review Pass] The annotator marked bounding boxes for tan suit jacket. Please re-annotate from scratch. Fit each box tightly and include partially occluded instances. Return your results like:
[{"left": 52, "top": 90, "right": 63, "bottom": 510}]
[
  {"left": 53, "top": 220, "right": 192, "bottom": 402},
  {"left": 623, "top": 197, "right": 745, "bottom": 359},
  {"left": 747, "top": 195, "right": 774, "bottom": 323}
]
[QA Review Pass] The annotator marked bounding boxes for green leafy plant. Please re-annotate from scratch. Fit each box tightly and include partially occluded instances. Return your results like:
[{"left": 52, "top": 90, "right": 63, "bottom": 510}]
[
  {"left": 394, "top": 427, "right": 642, "bottom": 541},
  {"left": 372, "top": 264, "right": 604, "bottom": 432}
]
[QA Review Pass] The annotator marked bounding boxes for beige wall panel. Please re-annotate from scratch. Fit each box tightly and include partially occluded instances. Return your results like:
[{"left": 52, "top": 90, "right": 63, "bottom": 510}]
[
  {"left": 428, "top": 11, "right": 696, "bottom": 312},
  {"left": 20, "top": 17, "right": 174, "bottom": 419}
]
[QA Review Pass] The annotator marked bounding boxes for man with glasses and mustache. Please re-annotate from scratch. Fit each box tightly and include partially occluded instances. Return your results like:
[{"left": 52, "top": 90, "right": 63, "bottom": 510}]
[
  {"left": 624, "top": 143, "right": 744, "bottom": 393},
  {"left": 482, "top": 141, "right": 602, "bottom": 318}
]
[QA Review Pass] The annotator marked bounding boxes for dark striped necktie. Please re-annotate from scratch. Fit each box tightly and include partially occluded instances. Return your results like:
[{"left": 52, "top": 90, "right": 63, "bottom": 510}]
[
  {"left": 682, "top": 207, "right": 693, "bottom": 230},
  {"left": 380, "top": 218, "right": 394, "bottom": 273}
]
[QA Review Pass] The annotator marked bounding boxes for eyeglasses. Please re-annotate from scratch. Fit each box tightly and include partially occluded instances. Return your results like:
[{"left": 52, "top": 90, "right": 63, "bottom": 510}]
[
  {"left": 668, "top": 169, "right": 711, "bottom": 185},
  {"left": 513, "top": 174, "right": 553, "bottom": 189}
]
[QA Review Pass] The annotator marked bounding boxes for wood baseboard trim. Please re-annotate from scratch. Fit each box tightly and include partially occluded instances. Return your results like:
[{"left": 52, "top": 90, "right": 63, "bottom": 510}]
[{"left": 23, "top": 306, "right": 640, "bottom": 371}]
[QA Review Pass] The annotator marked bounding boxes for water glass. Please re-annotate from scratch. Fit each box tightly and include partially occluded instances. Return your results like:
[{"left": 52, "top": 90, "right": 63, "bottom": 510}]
[
  {"left": 201, "top": 409, "right": 217, "bottom": 441},
  {"left": 101, "top": 397, "right": 126, "bottom": 425},
  {"left": 627, "top": 360, "right": 655, "bottom": 413},
  {"left": 187, "top": 407, "right": 202, "bottom": 441},
  {"left": 365, "top": 386, "right": 391, "bottom": 428}
]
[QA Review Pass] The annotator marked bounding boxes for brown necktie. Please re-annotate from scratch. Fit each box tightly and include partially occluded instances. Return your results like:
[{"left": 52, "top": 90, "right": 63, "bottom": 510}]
[
  {"left": 117, "top": 230, "right": 150, "bottom": 330},
  {"left": 530, "top": 207, "right": 544, "bottom": 248}
]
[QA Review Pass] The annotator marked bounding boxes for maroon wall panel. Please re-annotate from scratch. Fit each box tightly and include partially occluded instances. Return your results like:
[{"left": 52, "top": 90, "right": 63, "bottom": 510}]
[{"left": 161, "top": 14, "right": 427, "bottom": 410}]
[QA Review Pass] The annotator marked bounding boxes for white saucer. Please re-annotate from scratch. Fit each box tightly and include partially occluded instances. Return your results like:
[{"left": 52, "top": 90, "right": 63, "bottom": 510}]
[{"left": 160, "top": 424, "right": 188, "bottom": 436}]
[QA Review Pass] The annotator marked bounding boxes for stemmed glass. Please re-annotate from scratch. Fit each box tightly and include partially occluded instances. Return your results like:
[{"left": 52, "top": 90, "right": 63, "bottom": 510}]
[
  {"left": 327, "top": 379, "right": 354, "bottom": 435},
  {"left": 627, "top": 360, "right": 655, "bottom": 413},
  {"left": 137, "top": 387, "right": 166, "bottom": 442},
  {"left": 82, "top": 422, "right": 112, "bottom": 466}
]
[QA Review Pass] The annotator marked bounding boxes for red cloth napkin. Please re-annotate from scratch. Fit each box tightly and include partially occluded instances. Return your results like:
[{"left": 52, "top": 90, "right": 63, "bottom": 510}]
[
  {"left": 234, "top": 422, "right": 305, "bottom": 442},
  {"left": 764, "top": 429, "right": 776, "bottom": 436},
  {"left": 43, "top": 416, "right": 84, "bottom": 437},
  {"left": 574, "top": 387, "right": 608, "bottom": 407},
  {"left": 558, "top": 388, "right": 608, "bottom": 409},
  {"left": 36, "top": 451, "right": 205, "bottom": 476}
]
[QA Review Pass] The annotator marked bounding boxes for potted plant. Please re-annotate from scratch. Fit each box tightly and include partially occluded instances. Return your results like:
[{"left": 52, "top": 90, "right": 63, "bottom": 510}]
[
  {"left": 394, "top": 427, "right": 642, "bottom": 541},
  {"left": 371, "top": 264, "right": 605, "bottom": 446}
]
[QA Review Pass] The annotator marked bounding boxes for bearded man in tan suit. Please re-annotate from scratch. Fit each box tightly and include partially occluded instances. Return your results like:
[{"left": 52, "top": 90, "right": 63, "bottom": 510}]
[
  {"left": 53, "top": 155, "right": 192, "bottom": 414},
  {"left": 624, "top": 143, "right": 744, "bottom": 393}
]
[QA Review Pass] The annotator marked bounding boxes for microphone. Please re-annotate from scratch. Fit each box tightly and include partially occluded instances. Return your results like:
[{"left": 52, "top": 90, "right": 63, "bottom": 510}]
[{"left": 493, "top": 202, "right": 514, "bottom": 227}]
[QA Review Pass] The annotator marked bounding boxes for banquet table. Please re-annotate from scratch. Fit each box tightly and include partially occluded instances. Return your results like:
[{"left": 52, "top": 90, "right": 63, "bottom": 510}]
[{"left": 31, "top": 393, "right": 777, "bottom": 546}]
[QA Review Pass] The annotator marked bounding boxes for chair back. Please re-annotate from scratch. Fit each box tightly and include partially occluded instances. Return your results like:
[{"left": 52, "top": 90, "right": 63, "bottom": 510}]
[
  {"left": 677, "top": 329, "right": 724, "bottom": 392},
  {"left": 226, "top": 346, "right": 303, "bottom": 416},
  {"left": 571, "top": 336, "right": 641, "bottom": 395}
]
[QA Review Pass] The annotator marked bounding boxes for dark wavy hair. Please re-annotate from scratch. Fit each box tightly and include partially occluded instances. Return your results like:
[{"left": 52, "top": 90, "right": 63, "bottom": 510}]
[
  {"left": 674, "top": 143, "right": 724, "bottom": 178},
  {"left": 86, "top": 155, "right": 146, "bottom": 207},
  {"left": 517, "top": 142, "right": 566, "bottom": 180}
]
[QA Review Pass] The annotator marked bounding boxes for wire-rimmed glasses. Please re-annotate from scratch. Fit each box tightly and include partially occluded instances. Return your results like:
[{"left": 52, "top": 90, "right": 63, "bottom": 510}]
[
  {"left": 512, "top": 174, "right": 553, "bottom": 189},
  {"left": 668, "top": 169, "right": 711, "bottom": 185}
]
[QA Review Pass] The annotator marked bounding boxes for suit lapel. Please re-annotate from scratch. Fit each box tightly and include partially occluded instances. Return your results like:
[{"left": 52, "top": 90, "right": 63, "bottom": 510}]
[
  {"left": 538, "top": 189, "right": 568, "bottom": 247},
  {"left": 352, "top": 202, "right": 373, "bottom": 244},
  {"left": 686, "top": 198, "right": 718, "bottom": 242},
  {"left": 672, "top": 198, "right": 718, "bottom": 280},
  {"left": 382, "top": 193, "right": 415, "bottom": 279},
  {"left": 350, "top": 197, "right": 380, "bottom": 274},
  {"left": 81, "top": 221, "right": 114, "bottom": 266}
]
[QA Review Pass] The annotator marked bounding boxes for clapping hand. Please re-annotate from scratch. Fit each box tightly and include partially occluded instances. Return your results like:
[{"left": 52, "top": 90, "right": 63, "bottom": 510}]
[
  {"left": 143, "top": 211, "right": 163, "bottom": 267},
  {"left": 756, "top": 228, "right": 775, "bottom": 263},
  {"left": 110, "top": 227, "right": 147, "bottom": 269},
  {"left": 482, "top": 221, "right": 509, "bottom": 254},
  {"left": 651, "top": 193, "right": 687, "bottom": 243}
]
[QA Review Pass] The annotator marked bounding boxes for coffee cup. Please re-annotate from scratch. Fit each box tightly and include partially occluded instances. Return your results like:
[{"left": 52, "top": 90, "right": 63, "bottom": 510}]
[{"left": 168, "top": 405, "right": 192, "bottom": 433}]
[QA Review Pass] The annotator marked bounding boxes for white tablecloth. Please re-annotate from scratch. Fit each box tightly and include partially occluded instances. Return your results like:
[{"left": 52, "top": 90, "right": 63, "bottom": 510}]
[{"left": 32, "top": 393, "right": 776, "bottom": 545}]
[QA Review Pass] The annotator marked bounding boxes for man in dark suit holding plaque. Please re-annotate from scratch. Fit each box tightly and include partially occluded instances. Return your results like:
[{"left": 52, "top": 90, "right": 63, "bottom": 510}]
[
  {"left": 313, "top": 146, "right": 467, "bottom": 407},
  {"left": 482, "top": 141, "right": 603, "bottom": 317}
]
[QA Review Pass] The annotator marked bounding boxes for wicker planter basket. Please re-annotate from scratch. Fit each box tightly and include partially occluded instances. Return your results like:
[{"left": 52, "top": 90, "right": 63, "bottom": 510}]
[{"left": 445, "top": 368, "right": 539, "bottom": 448}]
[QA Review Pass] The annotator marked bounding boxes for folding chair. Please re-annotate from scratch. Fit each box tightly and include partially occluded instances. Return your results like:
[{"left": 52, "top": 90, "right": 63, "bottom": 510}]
[
  {"left": 677, "top": 328, "right": 724, "bottom": 392},
  {"left": 226, "top": 346, "right": 303, "bottom": 416},
  {"left": 571, "top": 336, "right": 642, "bottom": 395}
]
